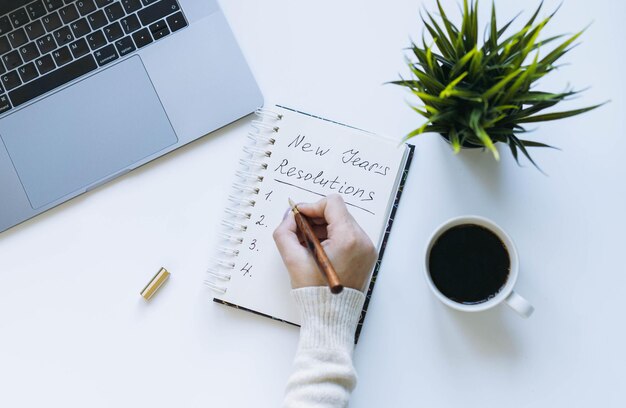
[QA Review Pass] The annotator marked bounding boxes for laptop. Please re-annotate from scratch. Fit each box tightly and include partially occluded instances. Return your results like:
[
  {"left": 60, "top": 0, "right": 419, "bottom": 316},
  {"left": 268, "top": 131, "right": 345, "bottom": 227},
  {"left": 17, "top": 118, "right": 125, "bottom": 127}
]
[{"left": 0, "top": 0, "right": 263, "bottom": 233}]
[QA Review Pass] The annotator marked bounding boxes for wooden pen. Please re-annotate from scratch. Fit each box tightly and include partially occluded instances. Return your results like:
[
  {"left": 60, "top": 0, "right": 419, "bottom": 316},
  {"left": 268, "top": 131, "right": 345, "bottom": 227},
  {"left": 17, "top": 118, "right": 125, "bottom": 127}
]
[{"left": 289, "top": 198, "right": 343, "bottom": 294}]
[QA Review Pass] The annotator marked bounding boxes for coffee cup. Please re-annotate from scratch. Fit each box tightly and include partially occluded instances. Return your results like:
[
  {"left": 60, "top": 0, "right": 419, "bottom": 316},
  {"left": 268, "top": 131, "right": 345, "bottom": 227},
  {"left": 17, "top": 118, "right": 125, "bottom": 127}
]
[{"left": 424, "top": 216, "right": 533, "bottom": 318}]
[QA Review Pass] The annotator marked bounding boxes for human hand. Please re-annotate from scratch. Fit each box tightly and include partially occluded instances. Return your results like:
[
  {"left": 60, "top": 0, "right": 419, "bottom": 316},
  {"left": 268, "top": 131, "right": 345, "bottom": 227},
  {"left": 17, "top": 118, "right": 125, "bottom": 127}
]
[{"left": 273, "top": 194, "right": 378, "bottom": 292}]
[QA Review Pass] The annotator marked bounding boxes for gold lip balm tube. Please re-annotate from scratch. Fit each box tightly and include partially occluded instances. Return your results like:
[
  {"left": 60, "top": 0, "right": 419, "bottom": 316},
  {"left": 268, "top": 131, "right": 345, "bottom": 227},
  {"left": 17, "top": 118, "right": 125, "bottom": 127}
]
[{"left": 140, "top": 267, "right": 170, "bottom": 301}]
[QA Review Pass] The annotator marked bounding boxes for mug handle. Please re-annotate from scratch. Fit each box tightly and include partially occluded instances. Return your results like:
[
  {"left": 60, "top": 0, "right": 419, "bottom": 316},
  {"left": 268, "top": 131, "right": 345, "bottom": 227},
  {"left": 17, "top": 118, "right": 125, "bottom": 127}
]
[{"left": 504, "top": 291, "right": 534, "bottom": 318}]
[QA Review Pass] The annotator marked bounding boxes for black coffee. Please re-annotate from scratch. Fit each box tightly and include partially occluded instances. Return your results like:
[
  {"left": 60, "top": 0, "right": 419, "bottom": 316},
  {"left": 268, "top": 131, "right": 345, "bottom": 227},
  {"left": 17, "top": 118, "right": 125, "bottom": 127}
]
[{"left": 428, "top": 224, "right": 510, "bottom": 304}]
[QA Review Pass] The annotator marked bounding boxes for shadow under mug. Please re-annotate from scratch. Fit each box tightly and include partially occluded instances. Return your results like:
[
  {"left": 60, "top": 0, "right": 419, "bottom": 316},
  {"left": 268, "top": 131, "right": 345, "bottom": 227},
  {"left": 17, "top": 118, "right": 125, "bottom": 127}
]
[{"left": 424, "top": 216, "right": 534, "bottom": 318}]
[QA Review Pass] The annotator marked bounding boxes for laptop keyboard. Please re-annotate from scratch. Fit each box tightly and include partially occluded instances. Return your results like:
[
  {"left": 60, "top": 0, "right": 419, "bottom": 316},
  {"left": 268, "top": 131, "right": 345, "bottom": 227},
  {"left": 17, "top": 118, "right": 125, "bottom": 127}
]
[{"left": 0, "top": 0, "right": 188, "bottom": 114}]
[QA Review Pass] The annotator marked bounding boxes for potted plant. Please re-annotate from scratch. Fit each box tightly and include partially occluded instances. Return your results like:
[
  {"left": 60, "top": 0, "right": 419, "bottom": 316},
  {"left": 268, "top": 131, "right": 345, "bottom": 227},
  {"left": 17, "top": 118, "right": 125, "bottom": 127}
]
[{"left": 391, "top": 0, "right": 604, "bottom": 168}]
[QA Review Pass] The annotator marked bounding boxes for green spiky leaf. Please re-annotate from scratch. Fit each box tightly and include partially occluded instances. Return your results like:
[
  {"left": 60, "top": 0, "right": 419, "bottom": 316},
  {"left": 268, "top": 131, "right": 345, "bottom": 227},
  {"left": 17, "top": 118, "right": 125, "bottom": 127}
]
[{"left": 391, "top": 0, "right": 604, "bottom": 169}]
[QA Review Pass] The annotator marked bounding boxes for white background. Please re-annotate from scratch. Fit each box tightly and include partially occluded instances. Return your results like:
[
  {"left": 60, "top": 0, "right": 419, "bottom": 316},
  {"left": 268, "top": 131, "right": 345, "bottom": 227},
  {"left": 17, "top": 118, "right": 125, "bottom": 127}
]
[{"left": 1, "top": 0, "right": 625, "bottom": 406}]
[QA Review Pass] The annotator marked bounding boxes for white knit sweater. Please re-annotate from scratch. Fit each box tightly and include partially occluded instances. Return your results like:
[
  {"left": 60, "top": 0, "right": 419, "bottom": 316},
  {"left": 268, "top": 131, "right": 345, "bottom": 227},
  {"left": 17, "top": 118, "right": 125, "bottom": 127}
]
[{"left": 283, "top": 287, "right": 366, "bottom": 408}]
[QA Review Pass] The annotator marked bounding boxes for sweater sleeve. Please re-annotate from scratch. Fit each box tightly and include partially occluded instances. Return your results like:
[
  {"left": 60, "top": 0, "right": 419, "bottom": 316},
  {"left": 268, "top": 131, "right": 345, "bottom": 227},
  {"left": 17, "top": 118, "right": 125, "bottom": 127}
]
[{"left": 282, "top": 287, "right": 366, "bottom": 408}]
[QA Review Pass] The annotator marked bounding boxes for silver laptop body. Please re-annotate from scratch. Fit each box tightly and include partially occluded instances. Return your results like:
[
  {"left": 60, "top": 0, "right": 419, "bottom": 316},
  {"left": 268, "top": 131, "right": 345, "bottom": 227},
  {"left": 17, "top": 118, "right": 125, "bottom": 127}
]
[{"left": 0, "top": 0, "right": 263, "bottom": 233}]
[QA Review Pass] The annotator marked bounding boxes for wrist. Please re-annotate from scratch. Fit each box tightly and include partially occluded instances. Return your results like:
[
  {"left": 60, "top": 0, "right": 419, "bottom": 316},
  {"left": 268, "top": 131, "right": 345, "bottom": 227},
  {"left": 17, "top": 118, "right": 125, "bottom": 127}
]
[{"left": 291, "top": 287, "right": 366, "bottom": 351}]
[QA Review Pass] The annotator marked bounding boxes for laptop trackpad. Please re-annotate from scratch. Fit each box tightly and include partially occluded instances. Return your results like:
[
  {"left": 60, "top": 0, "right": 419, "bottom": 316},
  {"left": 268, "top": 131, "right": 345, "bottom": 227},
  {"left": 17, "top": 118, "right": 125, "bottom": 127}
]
[{"left": 0, "top": 56, "right": 178, "bottom": 209}]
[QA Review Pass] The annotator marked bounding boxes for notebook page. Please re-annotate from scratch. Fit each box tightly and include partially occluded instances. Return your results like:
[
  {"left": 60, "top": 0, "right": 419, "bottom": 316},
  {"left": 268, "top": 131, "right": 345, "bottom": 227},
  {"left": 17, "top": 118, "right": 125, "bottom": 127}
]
[{"left": 215, "top": 106, "right": 407, "bottom": 324}]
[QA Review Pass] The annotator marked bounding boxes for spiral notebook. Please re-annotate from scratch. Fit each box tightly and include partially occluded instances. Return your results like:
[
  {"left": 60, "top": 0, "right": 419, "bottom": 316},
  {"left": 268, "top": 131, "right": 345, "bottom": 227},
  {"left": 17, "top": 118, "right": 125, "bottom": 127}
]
[{"left": 205, "top": 105, "right": 414, "bottom": 337}]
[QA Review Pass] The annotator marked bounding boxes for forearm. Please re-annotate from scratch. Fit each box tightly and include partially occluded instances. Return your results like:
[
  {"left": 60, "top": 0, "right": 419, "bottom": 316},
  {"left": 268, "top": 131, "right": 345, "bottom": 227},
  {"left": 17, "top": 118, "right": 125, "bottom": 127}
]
[{"left": 283, "top": 287, "right": 366, "bottom": 408}]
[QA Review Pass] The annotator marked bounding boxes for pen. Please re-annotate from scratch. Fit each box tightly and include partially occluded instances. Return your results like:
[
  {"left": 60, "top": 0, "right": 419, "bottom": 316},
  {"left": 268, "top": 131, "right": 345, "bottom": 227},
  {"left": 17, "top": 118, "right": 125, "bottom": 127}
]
[{"left": 288, "top": 198, "right": 343, "bottom": 294}]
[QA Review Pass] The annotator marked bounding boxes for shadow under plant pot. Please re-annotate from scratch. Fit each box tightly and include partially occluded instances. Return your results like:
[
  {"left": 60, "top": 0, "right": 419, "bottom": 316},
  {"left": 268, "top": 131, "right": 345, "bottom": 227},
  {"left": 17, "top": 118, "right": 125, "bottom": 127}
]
[{"left": 439, "top": 133, "right": 484, "bottom": 151}]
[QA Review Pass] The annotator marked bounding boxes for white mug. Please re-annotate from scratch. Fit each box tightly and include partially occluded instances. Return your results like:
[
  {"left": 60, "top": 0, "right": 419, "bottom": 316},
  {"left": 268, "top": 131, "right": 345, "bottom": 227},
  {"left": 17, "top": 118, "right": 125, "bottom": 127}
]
[{"left": 424, "top": 216, "right": 534, "bottom": 318}]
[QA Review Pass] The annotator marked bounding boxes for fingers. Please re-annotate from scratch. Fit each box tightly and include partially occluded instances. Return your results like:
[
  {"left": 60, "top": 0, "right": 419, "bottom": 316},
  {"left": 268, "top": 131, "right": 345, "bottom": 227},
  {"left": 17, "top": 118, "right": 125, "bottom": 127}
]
[
  {"left": 308, "top": 217, "right": 327, "bottom": 226},
  {"left": 295, "top": 224, "right": 328, "bottom": 245},
  {"left": 274, "top": 205, "right": 328, "bottom": 253},
  {"left": 272, "top": 212, "right": 305, "bottom": 257},
  {"left": 311, "top": 225, "right": 328, "bottom": 240},
  {"left": 273, "top": 208, "right": 327, "bottom": 288},
  {"left": 297, "top": 194, "right": 353, "bottom": 225},
  {"left": 275, "top": 195, "right": 377, "bottom": 291},
  {"left": 294, "top": 201, "right": 324, "bottom": 218}
]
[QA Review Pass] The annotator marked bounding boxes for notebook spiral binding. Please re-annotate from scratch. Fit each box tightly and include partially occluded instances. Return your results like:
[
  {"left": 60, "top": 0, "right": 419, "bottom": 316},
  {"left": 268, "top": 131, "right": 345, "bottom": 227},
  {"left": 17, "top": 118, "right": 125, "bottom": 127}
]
[{"left": 204, "top": 108, "right": 283, "bottom": 294}]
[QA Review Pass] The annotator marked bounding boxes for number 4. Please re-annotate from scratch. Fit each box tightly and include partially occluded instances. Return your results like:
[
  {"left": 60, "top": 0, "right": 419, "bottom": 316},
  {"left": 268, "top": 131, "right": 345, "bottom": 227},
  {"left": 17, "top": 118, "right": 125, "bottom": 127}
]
[{"left": 241, "top": 263, "right": 253, "bottom": 276}]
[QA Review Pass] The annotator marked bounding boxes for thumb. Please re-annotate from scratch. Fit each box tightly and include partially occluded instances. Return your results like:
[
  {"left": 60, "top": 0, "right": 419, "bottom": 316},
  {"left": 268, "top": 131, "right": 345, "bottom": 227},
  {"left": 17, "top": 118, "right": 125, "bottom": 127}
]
[{"left": 273, "top": 211, "right": 307, "bottom": 261}]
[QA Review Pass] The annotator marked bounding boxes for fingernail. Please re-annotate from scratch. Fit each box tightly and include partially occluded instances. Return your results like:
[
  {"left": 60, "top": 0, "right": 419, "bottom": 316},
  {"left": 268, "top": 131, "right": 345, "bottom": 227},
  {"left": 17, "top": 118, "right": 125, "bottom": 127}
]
[{"left": 283, "top": 208, "right": 290, "bottom": 220}]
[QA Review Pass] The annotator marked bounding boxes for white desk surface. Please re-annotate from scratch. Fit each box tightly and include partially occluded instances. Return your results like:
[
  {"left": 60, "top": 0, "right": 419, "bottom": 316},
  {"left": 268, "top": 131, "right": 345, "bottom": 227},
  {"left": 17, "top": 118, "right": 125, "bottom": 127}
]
[{"left": 1, "top": 0, "right": 625, "bottom": 406}]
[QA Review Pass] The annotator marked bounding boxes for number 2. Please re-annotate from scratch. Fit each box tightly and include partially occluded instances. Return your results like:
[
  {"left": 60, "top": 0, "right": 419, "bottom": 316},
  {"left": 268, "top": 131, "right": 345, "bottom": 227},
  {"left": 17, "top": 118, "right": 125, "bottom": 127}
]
[{"left": 255, "top": 215, "right": 266, "bottom": 226}]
